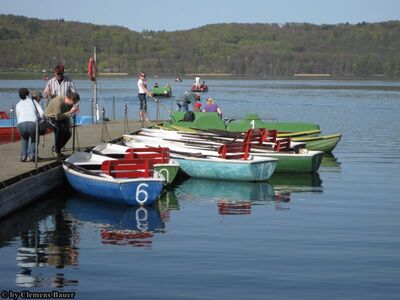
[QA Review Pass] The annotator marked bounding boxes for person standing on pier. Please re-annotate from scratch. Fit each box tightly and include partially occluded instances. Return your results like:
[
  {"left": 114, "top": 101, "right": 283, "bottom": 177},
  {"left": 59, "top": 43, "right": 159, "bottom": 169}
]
[
  {"left": 44, "top": 64, "right": 77, "bottom": 105},
  {"left": 137, "top": 72, "right": 156, "bottom": 127},
  {"left": 16, "top": 88, "right": 44, "bottom": 162},
  {"left": 44, "top": 92, "right": 80, "bottom": 158}
]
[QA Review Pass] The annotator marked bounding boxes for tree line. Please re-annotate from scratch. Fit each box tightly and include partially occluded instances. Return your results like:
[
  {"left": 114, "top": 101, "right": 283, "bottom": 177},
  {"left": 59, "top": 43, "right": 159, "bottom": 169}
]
[{"left": 1, "top": 14, "right": 400, "bottom": 78}]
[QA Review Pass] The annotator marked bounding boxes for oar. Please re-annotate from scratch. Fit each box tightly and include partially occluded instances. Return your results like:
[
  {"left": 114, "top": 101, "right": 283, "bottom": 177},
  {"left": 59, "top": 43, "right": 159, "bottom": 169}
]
[{"left": 151, "top": 97, "right": 172, "bottom": 114}]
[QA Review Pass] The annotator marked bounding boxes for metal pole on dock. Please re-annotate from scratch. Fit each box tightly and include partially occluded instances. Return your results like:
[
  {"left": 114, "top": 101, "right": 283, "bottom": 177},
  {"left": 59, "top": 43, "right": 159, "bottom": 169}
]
[
  {"left": 72, "top": 115, "right": 76, "bottom": 153},
  {"left": 34, "top": 119, "right": 39, "bottom": 168},
  {"left": 91, "top": 46, "right": 97, "bottom": 124},
  {"left": 156, "top": 101, "right": 160, "bottom": 121},
  {"left": 124, "top": 104, "right": 129, "bottom": 133},
  {"left": 112, "top": 96, "right": 115, "bottom": 119},
  {"left": 10, "top": 106, "right": 15, "bottom": 143},
  {"left": 101, "top": 108, "right": 106, "bottom": 142}
]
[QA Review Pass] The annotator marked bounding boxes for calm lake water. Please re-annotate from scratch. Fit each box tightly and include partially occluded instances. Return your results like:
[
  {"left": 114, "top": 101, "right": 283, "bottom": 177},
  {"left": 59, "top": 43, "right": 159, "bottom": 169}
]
[{"left": 1, "top": 78, "right": 400, "bottom": 299}]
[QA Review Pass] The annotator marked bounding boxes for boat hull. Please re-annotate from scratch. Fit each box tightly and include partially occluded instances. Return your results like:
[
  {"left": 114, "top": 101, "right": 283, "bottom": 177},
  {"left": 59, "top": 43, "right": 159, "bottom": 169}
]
[
  {"left": 154, "top": 164, "right": 179, "bottom": 185},
  {"left": 253, "top": 150, "right": 324, "bottom": 173},
  {"left": 63, "top": 166, "right": 164, "bottom": 206},
  {"left": 174, "top": 156, "right": 277, "bottom": 181},
  {"left": 292, "top": 134, "right": 341, "bottom": 152}
]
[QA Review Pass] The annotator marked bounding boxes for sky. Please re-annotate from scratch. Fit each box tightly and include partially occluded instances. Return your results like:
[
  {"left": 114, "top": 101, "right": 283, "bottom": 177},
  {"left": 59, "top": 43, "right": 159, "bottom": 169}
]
[{"left": 1, "top": 0, "right": 399, "bottom": 32}]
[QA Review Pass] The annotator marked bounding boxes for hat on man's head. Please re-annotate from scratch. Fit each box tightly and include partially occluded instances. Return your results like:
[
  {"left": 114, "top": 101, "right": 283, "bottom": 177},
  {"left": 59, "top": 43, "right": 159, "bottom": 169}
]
[
  {"left": 54, "top": 64, "right": 65, "bottom": 75},
  {"left": 31, "top": 90, "right": 43, "bottom": 99},
  {"left": 206, "top": 97, "right": 213, "bottom": 103}
]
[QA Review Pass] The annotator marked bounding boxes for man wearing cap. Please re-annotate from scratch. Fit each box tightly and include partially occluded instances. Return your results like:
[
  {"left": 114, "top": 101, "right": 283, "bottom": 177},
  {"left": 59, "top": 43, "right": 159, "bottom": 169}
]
[
  {"left": 31, "top": 90, "right": 43, "bottom": 104},
  {"left": 44, "top": 64, "right": 76, "bottom": 102}
]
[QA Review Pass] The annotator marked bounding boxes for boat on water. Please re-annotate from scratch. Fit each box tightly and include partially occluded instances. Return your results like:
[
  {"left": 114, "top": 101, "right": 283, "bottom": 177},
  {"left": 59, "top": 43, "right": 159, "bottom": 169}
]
[
  {"left": 151, "top": 84, "right": 172, "bottom": 97},
  {"left": 163, "top": 112, "right": 320, "bottom": 133},
  {"left": 92, "top": 143, "right": 180, "bottom": 185},
  {"left": 124, "top": 128, "right": 324, "bottom": 173},
  {"left": 63, "top": 151, "right": 165, "bottom": 206},
  {"left": 0, "top": 111, "right": 19, "bottom": 142},
  {"left": 191, "top": 85, "right": 208, "bottom": 92},
  {"left": 171, "top": 153, "right": 277, "bottom": 181},
  {"left": 160, "top": 112, "right": 340, "bottom": 152},
  {"left": 123, "top": 133, "right": 278, "bottom": 181},
  {"left": 292, "top": 133, "right": 341, "bottom": 152},
  {"left": 191, "top": 76, "right": 208, "bottom": 92}
]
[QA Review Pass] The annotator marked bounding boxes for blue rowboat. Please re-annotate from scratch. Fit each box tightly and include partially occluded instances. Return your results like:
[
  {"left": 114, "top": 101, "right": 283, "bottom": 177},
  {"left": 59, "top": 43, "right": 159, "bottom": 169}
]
[
  {"left": 63, "top": 152, "right": 165, "bottom": 206},
  {"left": 173, "top": 154, "right": 277, "bottom": 181}
]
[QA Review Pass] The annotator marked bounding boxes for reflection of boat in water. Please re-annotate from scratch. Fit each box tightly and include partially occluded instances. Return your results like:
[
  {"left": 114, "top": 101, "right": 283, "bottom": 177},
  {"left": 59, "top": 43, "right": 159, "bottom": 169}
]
[
  {"left": 320, "top": 153, "right": 341, "bottom": 171},
  {"left": 174, "top": 178, "right": 276, "bottom": 214},
  {"left": 174, "top": 178, "right": 276, "bottom": 204},
  {"left": 65, "top": 193, "right": 164, "bottom": 247},
  {"left": 268, "top": 172, "right": 323, "bottom": 194},
  {"left": 155, "top": 191, "right": 180, "bottom": 222}
]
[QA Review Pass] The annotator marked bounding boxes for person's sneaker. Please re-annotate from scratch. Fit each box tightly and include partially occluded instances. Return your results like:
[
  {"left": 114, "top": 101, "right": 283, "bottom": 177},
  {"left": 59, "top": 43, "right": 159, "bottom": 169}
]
[
  {"left": 26, "top": 157, "right": 32, "bottom": 162},
  {"left": 20, "top": 157, "right": 26, "bottom": 162}
]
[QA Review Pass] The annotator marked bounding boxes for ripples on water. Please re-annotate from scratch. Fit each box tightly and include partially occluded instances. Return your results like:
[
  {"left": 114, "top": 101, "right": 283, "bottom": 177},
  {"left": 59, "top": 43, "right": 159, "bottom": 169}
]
[{"left": 1, "top": 79, "right": 400, "bottom": 299}]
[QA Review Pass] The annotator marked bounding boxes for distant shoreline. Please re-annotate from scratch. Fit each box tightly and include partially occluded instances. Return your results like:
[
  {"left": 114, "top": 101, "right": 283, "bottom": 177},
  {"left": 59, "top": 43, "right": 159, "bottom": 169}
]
[{"left": 0, "top": 71, "right": 397, "bottom": 81}]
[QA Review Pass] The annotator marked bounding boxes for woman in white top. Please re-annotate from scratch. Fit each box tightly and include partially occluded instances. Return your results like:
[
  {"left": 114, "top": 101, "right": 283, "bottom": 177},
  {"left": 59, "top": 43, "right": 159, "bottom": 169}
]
[
  {"left": 137, "top": 72, "right": 155, "bottom": 127},
  {"left": 16, "top": 88, "right": 44, "bottom": 162}
]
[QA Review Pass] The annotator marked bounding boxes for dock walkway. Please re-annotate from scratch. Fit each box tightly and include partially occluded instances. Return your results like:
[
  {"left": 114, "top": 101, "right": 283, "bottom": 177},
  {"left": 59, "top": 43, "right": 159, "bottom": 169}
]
[
  {"left": 0, "top": 120, "right": 144, "bottom": 219},
  {"left": 0, "top": 120, "right": 142, "bottom": 183}
]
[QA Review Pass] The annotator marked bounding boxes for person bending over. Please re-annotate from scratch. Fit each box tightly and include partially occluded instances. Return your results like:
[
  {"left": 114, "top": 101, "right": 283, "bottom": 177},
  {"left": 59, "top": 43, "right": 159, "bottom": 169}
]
[{"left": 45, "top": 91, "right": 80, "bottom": 158}]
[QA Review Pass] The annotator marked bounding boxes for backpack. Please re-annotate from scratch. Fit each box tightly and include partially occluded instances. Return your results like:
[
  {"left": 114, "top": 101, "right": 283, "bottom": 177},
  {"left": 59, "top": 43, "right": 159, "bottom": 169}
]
[{"left": 182, "top": 111, "right": 195, "bottom": 122}]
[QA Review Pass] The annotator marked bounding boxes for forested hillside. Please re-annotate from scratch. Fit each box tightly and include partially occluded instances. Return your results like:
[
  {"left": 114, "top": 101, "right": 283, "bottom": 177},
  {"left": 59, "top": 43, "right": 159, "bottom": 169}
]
[{"left": 1, "top": 14, "right": 400, "bottom": 78}]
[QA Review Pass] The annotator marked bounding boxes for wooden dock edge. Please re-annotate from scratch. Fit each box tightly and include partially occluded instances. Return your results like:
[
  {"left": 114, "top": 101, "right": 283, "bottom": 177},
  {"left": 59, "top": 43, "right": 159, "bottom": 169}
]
[{"left": 0, "top": 162, "right": 64, "bottom": 219}]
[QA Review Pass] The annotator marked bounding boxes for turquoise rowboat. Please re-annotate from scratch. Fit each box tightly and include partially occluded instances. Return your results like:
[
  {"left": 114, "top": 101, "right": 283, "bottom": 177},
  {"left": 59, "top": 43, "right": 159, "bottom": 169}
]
[{"left": 173, "top": 154, "right": 277, "bottom": 182}]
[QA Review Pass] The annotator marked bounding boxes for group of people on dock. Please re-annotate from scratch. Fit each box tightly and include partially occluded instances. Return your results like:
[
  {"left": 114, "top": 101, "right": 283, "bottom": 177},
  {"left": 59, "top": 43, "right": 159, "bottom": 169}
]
[
  {"left": 16, "top": 64, "right": 80, "bottom": 162},
  {"left": 15, "top": 64, "right": 222, "bottom": 163}
]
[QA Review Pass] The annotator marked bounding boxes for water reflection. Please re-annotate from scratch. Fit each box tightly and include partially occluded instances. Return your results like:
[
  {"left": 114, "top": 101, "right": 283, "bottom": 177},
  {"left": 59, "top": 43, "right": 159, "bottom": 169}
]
[
  {"left": 269, "top": 172, "right": 323, "bottom": 194},
  {"left": 0, "top": 188, "right": 79, "bottom": 288},
  {"left": 174, "top": 178, "right": 277, "bottom": 214},
  {"left": 65, "top": 193, "right": 165, "bottom": 248},
  {"left": 320, "top": 153, "right": 341, "bottom": 171},
  {"left": 155, "top": 190, "right": 180, "bottom": 222},
  {"left": 173, "top": 174, "right": 324, "bottom": 213}
]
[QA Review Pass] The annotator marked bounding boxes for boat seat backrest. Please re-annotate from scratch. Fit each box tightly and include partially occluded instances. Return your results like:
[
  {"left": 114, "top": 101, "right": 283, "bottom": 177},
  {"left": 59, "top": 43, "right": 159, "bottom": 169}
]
[
  {"left": 123, "top": 147, "right": 170, "bottom": 164},
  {"left": 218, "top": 142, "right": 251, "bottom": 160},
  {"left": 274, "top": 138, "right": 291, "bottom": 152},
  {"left": 101, "top": 159, "right": 154, "bottom": 178},
  {"left": 243, "top": 128, "right": 277, "bottom": 145}
]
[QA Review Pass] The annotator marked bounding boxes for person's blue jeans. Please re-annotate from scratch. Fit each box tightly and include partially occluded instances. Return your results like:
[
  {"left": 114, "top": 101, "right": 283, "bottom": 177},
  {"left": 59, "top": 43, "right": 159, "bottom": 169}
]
[
  {"left": 17, "top": 121, "right": 38, "bottom": 160},
  {"left": 176, "top": 101, "right": 189, "bottom": 112}
]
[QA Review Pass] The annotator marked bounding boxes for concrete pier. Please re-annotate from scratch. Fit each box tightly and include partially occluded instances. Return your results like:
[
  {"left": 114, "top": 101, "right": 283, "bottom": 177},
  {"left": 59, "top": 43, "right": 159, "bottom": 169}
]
[{"left": 0, "top": 119, "right": 143, "bottom": 219}]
